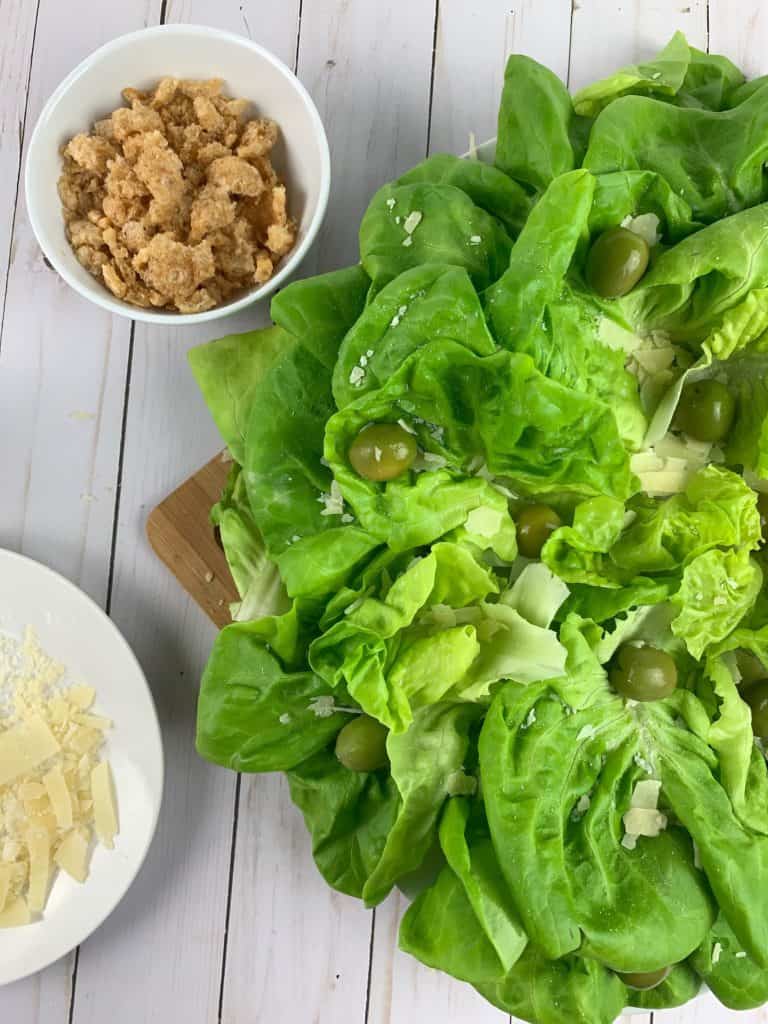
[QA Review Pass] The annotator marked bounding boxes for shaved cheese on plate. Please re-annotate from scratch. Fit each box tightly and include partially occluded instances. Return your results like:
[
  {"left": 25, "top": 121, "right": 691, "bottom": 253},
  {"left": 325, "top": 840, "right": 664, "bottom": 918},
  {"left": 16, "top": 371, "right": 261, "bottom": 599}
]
[
  {"left": 0, "top": 897, "right": 30, "bottom": 928},
  {"left": 26, "top": 827, "right": 51, "bottom": 913},
  {"left": 55, "top": 830, "right": 91, "bottom": 883},
  {"left": 91, "top": 762, "right": 118, "bottom": 850},
  {"left": 0, "top": 714, "right": 60, "bottom": 787},
  {"left": 0, "top": 863, "right": 11, "bottom": 913},
  {"left": 43, "top": 767, "right": 73, "bottom": 830},
  {"left": 0, "top": 627, "right": 118, "bottom": 925},
  {"left": 630, "top": 779, "right": 661, "bottom": 810}
]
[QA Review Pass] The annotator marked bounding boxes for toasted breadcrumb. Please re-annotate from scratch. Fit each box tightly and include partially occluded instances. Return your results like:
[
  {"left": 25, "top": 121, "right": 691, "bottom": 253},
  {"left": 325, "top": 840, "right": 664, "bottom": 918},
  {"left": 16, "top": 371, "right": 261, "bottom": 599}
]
[{"left": 58, "top": 78, "right": 296, "bottom": 313}]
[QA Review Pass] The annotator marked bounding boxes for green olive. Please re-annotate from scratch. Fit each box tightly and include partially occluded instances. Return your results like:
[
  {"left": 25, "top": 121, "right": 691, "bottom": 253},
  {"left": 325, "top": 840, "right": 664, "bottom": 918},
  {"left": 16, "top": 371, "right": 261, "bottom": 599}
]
[
  {"left": 335, "top": 715, "right": 389, "bottom": 772},
  {"left": 618, "top": 966, "right": 672, "bottom": 991},
  {"left": 516, "top": 504, "right": 562, "bottom": 559},
  {"left": 610, "top": 644, "right": 678, "bottom": 702},
  {"left": 674, "top": 379, "right": 736, "bottom": 443},
  {"left": 348, "top": 423, "right": 418, "bottom": 482},
  {"left": 757, "top": 492, "right": 768, "bottom": 543},
  {"left": 743, "top": 680, "right": 768, "bottom": 740},
  {"left": 586, "top": 227, "right": 650, "bottom": 298}
]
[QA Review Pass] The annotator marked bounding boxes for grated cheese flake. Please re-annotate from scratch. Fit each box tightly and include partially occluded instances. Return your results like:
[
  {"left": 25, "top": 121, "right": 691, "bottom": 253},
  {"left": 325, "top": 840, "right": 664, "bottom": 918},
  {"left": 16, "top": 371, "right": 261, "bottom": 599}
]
[
  {"left": 0, "top": 897, "right": 30, "bottom": 928},
  {"left": 43, "top": 766, "right": 73, "bottom": 830}
]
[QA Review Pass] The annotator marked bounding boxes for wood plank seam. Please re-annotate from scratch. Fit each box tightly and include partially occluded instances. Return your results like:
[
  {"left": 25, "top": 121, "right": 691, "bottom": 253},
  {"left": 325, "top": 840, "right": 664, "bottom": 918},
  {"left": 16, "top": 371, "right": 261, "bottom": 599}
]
[{"left": 0, "top": 0, "right": 42, "bottom": 361}]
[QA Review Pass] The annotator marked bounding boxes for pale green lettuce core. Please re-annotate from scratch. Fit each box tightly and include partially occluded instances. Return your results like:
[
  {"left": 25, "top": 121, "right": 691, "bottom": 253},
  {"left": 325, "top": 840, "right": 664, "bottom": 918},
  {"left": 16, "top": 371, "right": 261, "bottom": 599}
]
[{"left": 190, "top": 33, "right": 768, "bottom": 1024}]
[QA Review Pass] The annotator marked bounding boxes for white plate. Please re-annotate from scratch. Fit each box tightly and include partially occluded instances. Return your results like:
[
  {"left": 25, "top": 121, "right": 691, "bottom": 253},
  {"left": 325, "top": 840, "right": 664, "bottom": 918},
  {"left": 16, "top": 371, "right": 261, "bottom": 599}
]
[{"left": 0, "top": 549, "right": 163, "bottom": 986}]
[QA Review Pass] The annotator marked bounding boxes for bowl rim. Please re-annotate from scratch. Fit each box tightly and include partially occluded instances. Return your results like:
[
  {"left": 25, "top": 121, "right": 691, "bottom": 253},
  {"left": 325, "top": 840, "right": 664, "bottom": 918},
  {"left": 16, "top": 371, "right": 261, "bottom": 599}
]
[{"left": 24, "top": 23, "right": 331, "bottom": 326}]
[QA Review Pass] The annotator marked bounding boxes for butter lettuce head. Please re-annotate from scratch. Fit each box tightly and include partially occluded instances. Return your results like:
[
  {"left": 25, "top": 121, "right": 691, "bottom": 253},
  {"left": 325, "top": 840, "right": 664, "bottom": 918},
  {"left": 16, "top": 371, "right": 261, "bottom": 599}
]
[{"left": 190, "top": 33, "right": 768, "bottom": 1024}]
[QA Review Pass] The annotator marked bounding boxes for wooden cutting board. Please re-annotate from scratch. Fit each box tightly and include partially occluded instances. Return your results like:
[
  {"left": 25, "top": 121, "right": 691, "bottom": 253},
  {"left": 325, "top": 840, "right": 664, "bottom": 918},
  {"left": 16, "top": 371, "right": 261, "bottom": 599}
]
[{"left": 146, "top": 454, "right": 238, "bottom": 629}]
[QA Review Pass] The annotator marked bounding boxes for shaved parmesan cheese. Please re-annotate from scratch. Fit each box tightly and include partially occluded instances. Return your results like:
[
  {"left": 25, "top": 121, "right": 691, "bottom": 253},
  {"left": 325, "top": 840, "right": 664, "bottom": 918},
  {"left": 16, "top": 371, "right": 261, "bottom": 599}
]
[
  {"left": 0, "top": 715, "right": 60, "bottom": 787},
  {"left": 91, "top": 762, "right": 118, "bottom": 851},
  {"left": 0, "top": 863, "right": 10, "bottom": 912},
  {"left": 0, "top": 897, "right": 30, "bottom": 928},
  {"left": 623, "top": 807, "right": 668, "bottom": 839},
  {"left": 630, "top": 779, "right": 661, "bottom": 810},
  {"left": 26, "top": 827, "right": 51, "bottom": 912},
  {"left": 712, "top": 942, "right": 723, "bottom": 964},
  {"left": 43, "top": 767, "right": 73, "bottom": 830},
  {"left": 403, "top": 211, "right": 422, "bottom": 235},
  {"left": 465, "top": 506, "right": 503, "bottom": 538},
  {"left": 55, "top": 830, "right": 91, "bottom": 883},
  {"left": 0, "top": 628, "right": 117, "bottom": 925},
  {"left": 621, "top": 212, "right": 661, "bottom": 247}
]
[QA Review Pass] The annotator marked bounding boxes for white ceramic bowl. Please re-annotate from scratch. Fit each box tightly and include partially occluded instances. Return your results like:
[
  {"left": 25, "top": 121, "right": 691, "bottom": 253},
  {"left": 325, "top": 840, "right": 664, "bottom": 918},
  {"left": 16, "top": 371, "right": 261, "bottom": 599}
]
[{"left": 25, "top": 24, "right": 331, "bottom": 325}]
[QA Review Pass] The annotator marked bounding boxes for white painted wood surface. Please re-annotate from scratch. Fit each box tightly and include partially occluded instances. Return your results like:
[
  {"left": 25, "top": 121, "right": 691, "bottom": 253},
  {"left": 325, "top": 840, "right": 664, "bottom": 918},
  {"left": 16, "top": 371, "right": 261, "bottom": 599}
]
[{"left": 0, "top": 1, "right": 765, "bottom": 1022}]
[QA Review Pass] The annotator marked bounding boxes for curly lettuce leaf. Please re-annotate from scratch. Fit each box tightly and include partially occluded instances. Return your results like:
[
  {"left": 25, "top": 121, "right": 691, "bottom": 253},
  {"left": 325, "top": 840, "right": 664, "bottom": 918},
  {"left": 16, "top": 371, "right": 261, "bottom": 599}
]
[{"left": 671, "top": 548, "right": 762, "bottom": 658}]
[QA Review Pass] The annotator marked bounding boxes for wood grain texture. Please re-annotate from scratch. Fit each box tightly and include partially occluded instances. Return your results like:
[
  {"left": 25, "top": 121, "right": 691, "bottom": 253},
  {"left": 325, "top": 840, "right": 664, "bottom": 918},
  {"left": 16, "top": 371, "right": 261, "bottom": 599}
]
[
  {"left": 296, "top": 0, "right": 438, "bottom": 275},
  {"left": 146, "top": 454, "right": 238, "bottom": 629},
  {"left": 0, "top": 0, "right": 152, "bottom": 1020}
]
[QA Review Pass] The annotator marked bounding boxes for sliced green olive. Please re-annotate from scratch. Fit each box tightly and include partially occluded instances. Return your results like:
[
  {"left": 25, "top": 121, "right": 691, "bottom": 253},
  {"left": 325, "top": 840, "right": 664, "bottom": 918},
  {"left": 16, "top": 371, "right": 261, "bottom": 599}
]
[
  {"left": 743, "top": 680, "right": 768, "bottom": 740},
  {"left": 516, "top": 504, "right": 562, "bottom": 559},
  {"left": 618, "top": 966, "right": 672, "bottom": 991},
  {"left": 348, "top": 422, "right": 418, "bottom": 482},
  {"left": 335, "top": 715, "right": 389, "bottom": 772},
  {"left": 674, "top": 379, "right": 735, "bottom": 443},
  {"left": 757, "top": 492, "right": 768, "bottom": 543},
  {"left": 610, "top": 644, "right": 678, "bottom": 702},
  {"left": 586, "top": 227, "right": 650, "bottom": 298}
]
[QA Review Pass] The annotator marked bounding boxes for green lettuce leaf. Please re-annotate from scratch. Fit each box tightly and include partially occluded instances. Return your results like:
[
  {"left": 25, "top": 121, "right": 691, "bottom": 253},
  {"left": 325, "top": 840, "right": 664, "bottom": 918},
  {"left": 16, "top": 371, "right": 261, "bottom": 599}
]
[
  {"left": 691, "top": 913, "right": 768, "bottom": 1010},
  {"left": 270, "top": 264, "right": 370, "bottom": 369},
  {"left": 210, "top": 463, "right": 288, "bottom": 623},
  {"left": 397, "top": 153, "right": 532, "bottom": 235},
  {"left": 196, "top": 622, "right": 347, "bottom": 771},
  {"left": 362, "top": 703, "right": 479, "bottom": 905},
  {"left": 671, "top": 548, "right": 762, "bottom": 658},
  {"left": 287, "top": 749, "right": 400, "bottom": 898},
  {"left": 573, "top": 32, "right": 691, "bottom": 117},
  {"left": 332, "top": 263, "right": 496, "bottom": 409},
  {"left": 585, "top": 85, "right": 768, "bottom": 223},
  {"left": 476, "top": 946, "right": 628, "bottom": 1024},
  {"left": 359, "top": 182, "right": 513, "bottom": 293},
  {"left": 495, "top": 55, "right": 582, "bottom": 192},
  {"left": 189, "top": 325, "right": 287, "bottom": 464},
  {"left": 628, "top": 962, "right": 702, "bottom": 1010}
]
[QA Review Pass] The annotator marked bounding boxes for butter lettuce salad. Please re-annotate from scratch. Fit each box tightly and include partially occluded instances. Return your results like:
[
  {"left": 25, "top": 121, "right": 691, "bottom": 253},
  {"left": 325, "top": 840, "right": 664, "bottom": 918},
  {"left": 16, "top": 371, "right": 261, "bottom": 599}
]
[{"left": 190, "top": 34, "right": 768, "bottom": 1024}]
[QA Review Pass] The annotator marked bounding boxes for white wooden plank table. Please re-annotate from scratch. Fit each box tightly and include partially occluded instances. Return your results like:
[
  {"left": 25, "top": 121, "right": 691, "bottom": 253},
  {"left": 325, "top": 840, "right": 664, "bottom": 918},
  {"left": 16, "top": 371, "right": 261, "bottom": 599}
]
[{"left": 0, "top": 1, "right": 765, "bottom": 1022}]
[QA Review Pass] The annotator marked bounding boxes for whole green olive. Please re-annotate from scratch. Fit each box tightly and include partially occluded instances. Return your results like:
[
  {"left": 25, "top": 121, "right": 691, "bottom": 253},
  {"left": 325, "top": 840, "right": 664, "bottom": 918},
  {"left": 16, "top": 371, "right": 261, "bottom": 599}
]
[
  {"left": 335, "top": 715, "right": 389, "bottom": 772},
  {"left": 516, "top": 504, "right": 562, "bottom": 559},
  {"left": 757, "top": 492, "right": 768, "bottom": 543},
  {"left": 674, "top": 379, "right": 736, "bottom": 443},
  {"left": 743, "top": 680, "right": 768, "bottom": 740},
  {"left": 610, "top": 644, "right": 678, "bottom": 702},
  {"left": 618, "top": 966, "right": 672, "bottom": 991},
  {"left": 586, "top": 227, "right": 650, "bottom": 298},
  {"left": 348, "top": 422, "right": 418, "bottom": 482}
]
